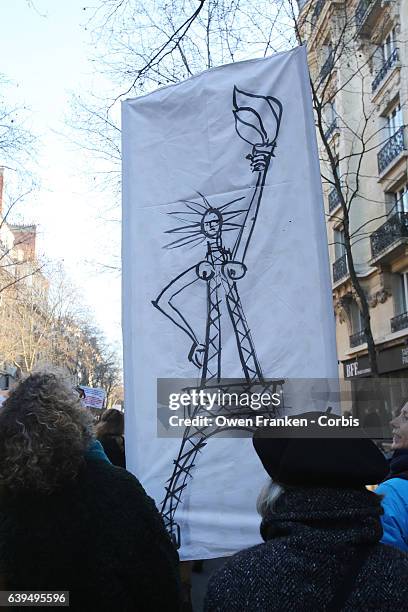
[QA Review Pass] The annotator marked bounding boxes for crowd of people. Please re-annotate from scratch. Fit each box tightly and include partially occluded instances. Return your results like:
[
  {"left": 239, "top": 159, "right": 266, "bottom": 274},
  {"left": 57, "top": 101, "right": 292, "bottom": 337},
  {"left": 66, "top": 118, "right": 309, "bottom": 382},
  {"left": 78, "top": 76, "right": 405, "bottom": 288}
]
[{"left": 0, "top": 372, "right": 408, "bottom": 611}]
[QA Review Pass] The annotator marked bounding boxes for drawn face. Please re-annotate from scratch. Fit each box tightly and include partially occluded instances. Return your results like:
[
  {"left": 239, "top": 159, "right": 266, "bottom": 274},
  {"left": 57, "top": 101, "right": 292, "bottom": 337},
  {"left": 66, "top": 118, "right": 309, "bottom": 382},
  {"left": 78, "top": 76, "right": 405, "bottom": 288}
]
[
  {"left": 391, "top": 401, "right": 408, "bottom": 450},
  {"left": 201, "top": 210, "right": 222, "bottom": 238}
]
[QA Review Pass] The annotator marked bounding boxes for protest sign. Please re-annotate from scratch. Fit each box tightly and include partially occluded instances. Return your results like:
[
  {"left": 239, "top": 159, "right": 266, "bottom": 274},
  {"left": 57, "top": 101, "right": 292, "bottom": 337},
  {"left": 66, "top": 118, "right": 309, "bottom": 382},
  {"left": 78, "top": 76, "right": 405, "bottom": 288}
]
[{"left": 122, "top": 47, "right": 338, "bottom": 559}]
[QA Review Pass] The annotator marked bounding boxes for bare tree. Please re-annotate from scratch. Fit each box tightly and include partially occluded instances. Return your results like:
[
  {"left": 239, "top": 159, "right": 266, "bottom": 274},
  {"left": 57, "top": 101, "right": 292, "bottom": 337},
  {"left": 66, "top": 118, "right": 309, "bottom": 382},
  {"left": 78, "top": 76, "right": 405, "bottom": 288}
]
[
  {"left": 0, "top": 262, "right": 121, "bottom": 396},
  {"left": 0, "top": 75, "right": 35, "bottom": 172},
  {"left": 0, "top": 73, "right": 40, "bottom": 294},
  {"left": 0, "top": 269, "right": 50, "bottom": 373},
  {"left": 73, "top": 0, "right": 407, "bottom": 376},
  {"left": 71, "top": 0, "right": 292, "bottom": 191}
]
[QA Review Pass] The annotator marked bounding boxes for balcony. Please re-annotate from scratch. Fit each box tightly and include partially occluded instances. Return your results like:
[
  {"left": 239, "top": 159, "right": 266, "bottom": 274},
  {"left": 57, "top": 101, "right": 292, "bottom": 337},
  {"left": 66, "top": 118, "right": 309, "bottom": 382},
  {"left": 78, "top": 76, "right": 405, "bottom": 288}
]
[
  {"left": 391, "top": 312, "right": 408, "bottom": 333},
  {"left": 372, "top": 48, "right": 399, "bottom": 93},
  {"left": 311, "top": 0, "right": 325, "bottom": 25},
  {"left": 350, "top": 330, "right": 367, "bottom": 348},
  {"left": 333, "top": 253, "right": 348, "bottom": 284},
  {"left": 324, "top": 118, "right": 338, "bottom": 141},
  {"left": 377, "top": 127, "right": 406, "bottom": 175},
  {"left": 370, "top": 211, "right": 408, "bottom": 259},
  {"left": 320, "top": 51, "right": 334, "bottom": 82},
  {"left": 356, "top": 0, "right": 373, "bottom": 26},
  {"left": 328, "top": 187, "right": 341, "bottom": 213},
  {"left": 355, "top": 0, "right": 382, "bottom": 33}
]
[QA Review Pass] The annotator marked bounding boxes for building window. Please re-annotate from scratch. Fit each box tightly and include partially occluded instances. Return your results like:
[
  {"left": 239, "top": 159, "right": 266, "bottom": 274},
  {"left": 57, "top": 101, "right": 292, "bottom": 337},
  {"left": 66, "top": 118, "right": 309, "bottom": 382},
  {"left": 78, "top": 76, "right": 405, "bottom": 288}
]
[
  {"left": 323, "top": 41, "right": 332, "bottom": 62},
  {"left": 396, "top": 272, "right": 408, "bottom": 315},
  {"left": 349, "top": 300, "right": 366, "bottom": 348},
  {"left": 386, "top": 102, "right": 403, "bottom": 138},
  {"left": 391, "top": 274, "right": 408, "bottom": 331},
  {"left": 381, "top": 27, "right": 397, "bottom": 64},
  {"left": 378, "top": 100, "right": 405, "bottom": 173},
  {"left": 326, "top": 100, "right": 336, "bottom": 123},
  {"left": 333, "top": 227, "right": 346, "bottom": 260},
  {"left": 350, "top": 300, "right": 364, "bottom": 333},
  {"left": 393, "top": 183, "right": 408, "bottom": 214},
  {"left": 331, "top": 154, "right": 340, "bottom": 182},
  {"left": 372, "top": 27, "right": 399, "bottom": 92},
  {"left": 324, "top": 100, "right": 337, "bottom": 139},
  {"left": 319, "top": 41, "right": 334, "bottom": 80}
]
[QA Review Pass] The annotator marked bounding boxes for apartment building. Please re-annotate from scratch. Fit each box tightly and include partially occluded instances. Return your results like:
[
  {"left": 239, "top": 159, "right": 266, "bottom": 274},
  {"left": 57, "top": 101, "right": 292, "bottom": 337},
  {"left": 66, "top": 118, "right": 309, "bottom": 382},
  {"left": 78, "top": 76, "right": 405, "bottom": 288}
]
[
  {"left": 0, "top": 167, "right": 45, "bottom": 390},
  {"left": 297, "top": 0, "right": 408, "bottom": 410}
]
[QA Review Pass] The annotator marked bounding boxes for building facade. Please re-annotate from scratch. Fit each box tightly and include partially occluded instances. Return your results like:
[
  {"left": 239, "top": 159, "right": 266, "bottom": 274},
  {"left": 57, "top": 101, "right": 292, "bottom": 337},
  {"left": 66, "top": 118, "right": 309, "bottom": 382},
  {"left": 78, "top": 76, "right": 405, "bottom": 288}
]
[
  {"left": 297, "top": 0, "right": 408, "bottom": 413},
  {"left": 0, "top": 167, "right": 44, "bottom": 389}
]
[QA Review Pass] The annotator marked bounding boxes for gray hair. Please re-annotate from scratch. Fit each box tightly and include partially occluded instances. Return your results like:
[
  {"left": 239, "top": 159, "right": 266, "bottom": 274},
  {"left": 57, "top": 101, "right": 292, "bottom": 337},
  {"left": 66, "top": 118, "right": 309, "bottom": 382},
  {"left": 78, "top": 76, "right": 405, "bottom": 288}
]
[
  {"left": 0, "top": 372, "right": 93, "bottom": 493},
  {"left": 256, "top": 479, "right": 284, "bottom": 518}
]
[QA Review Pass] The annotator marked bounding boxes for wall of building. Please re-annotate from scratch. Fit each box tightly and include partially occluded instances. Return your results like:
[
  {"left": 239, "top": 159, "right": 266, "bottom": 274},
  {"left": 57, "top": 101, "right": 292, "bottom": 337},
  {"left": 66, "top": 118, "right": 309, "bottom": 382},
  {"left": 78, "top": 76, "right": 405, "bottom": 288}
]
[{"left": 299, "top": 0, "right": 408, "bottom": 388}]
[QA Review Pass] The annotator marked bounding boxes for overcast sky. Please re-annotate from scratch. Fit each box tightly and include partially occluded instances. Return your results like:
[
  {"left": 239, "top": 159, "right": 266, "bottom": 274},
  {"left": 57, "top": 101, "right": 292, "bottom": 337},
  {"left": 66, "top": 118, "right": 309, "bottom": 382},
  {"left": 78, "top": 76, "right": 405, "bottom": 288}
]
[{"left": 1, "top": 0, "right": 122, "bottom": 349}]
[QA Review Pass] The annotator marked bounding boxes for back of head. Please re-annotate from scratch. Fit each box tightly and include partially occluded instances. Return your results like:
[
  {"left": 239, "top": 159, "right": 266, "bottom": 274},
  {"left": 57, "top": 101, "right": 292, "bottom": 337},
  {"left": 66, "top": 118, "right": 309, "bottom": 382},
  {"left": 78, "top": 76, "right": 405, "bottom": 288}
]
[
  {"left": 96, "top": 408, "right": 124, "bottom": 437},
  {"left": 0, "top": 372, "right": 93, "bottom": 494}
]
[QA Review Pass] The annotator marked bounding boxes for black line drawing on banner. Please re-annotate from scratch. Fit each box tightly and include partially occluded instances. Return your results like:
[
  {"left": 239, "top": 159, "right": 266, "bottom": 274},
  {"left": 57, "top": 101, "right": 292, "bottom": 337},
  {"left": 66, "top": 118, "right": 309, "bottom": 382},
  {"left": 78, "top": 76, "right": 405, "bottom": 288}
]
[{"left": 152, "top": 87, "right": 284, "bottom": 547}]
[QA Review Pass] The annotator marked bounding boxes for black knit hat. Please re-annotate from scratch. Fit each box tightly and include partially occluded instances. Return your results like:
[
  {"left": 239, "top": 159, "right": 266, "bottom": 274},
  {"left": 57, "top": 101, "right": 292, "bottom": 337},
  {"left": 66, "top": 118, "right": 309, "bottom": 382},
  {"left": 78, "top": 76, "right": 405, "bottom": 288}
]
[{"left": 253, "top": 429, "right": 388, "bottom": 487}]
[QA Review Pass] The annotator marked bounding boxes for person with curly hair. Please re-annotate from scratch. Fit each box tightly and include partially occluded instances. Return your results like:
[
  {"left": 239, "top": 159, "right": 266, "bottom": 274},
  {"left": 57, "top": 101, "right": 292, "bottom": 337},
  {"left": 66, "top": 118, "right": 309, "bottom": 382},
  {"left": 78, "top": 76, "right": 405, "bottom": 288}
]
[{"left": 0, "top": 373, "right": 180, "bottom": 611}]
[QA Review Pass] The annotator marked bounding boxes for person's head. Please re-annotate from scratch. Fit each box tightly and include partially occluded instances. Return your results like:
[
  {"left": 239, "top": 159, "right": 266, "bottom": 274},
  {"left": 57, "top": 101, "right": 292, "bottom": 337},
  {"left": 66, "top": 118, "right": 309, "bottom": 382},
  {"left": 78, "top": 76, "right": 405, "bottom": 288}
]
[
  {"left": 256, "top": 480, "right": 284, "bottom": 518},
  {"left": 96, "top": 408, "right": 124, "bottom": 437},
  {"left": 200, "top": 208, "right": 223, "bottom": 239},
  {"left": 0, "top": 372, "right": 93, "bottom": 493},
  {"left": 253, "top": 431, "right": 388, "bottom": 518},
  {"left": 390, "top": 400, "right": 408, "bottom": 450}
]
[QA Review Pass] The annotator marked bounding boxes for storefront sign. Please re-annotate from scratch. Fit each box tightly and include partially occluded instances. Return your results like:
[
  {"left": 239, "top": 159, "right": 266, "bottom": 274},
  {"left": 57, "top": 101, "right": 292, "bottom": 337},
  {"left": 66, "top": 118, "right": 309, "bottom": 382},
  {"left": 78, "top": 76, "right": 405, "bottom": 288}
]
[{"left": 344, "top": 344, "right": 408, "bottom": 378}]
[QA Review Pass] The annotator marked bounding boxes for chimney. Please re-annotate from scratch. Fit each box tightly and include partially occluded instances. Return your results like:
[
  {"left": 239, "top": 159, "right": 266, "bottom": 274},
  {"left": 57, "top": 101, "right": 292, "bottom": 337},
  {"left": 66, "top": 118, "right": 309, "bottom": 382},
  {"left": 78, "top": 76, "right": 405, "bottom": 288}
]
[{"left": 0, "top": 167, "right": 3, "bottom": 218}]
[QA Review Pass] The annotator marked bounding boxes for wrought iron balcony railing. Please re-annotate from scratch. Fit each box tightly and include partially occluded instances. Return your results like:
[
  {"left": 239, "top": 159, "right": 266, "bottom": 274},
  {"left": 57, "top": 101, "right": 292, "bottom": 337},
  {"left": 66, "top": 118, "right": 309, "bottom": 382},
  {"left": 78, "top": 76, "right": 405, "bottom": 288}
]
[
  {"left": 328, "top": 187, "right": 341, "bottom": 212},
  {"left": 312, "top": 0, "right": 325, "bottom": 24},
  {"left": 372, "top": 48, "right": 399, "bottom": 93},
  {"left": 355, "top": 0, "right": 374, "bottom": 29},
  {"left": 377, "top": 126, "right": 405, "bottom": 174},
  {"left": 370, "top": 211, "right": 408, "bottom": 258},
  {"left": 332, "top": 253, "right": 348, "bottom": 283},
  {"left": 324, "top": 118, "right": 338, "bottom": 141},
  {"left": 350, "top": 330, "right": 367, "bottom": 348},
  {"left": 320, "top": 51, "right": 334, "bottom": 81},
  {"left": 391, "top": 311, "right": 408, "bottom": 333}
]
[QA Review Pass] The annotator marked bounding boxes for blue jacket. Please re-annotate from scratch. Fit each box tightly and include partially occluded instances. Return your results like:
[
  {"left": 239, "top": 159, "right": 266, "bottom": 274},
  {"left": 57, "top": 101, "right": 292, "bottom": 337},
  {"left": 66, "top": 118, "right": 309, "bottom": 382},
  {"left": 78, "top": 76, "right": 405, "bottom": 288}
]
[
  {"left": 85, "top": 439, "right": 111, "bottom": 463},
  {"left": 376, "top": 449, "right": 408, "bottom": 553},
  {"left": 377, "top": 477, "right": 408, "bottom": 553}
]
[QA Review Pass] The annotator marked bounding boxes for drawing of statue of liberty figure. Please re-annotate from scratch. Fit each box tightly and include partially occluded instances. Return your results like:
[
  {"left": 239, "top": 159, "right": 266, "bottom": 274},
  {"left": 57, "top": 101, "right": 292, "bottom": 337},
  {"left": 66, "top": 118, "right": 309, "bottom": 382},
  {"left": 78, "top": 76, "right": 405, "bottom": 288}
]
[{"left": 152, "top": 86, "right": 284, "bottom": 547}]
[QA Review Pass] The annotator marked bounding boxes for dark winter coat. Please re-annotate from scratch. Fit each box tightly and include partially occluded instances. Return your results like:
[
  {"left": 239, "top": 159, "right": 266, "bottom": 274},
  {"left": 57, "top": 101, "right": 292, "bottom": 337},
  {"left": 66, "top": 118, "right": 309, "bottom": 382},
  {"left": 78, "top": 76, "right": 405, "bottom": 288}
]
[
  {"left": 205, "top": 486, "right": 408, "bottom": 611},
  {"left": 0, "top": 456, "right": 180, "bottom": 611},
  {"left": 98, "top": 433, "right": 126, "bottom": 468}
]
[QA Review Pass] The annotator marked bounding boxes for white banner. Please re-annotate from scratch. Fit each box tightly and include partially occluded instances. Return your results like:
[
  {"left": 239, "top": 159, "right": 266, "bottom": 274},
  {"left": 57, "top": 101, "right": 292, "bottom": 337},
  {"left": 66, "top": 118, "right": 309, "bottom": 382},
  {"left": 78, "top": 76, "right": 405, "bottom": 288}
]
[{"left": 122, "top": 47, "right": 338, "bottom": 560}]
